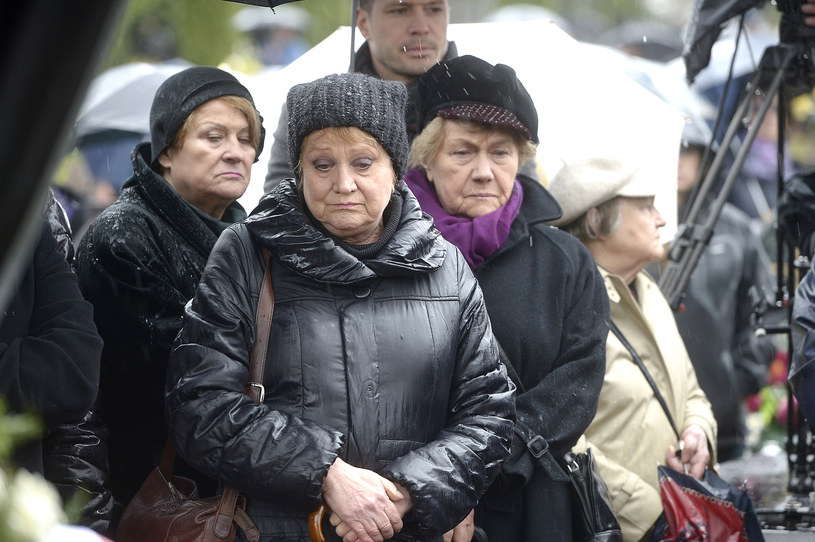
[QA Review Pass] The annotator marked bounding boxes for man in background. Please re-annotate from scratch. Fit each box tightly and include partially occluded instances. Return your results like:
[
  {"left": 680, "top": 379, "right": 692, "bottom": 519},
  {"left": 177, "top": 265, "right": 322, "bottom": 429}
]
[{"left": 263, "top": 0, "right": 455, "bottom": 190}]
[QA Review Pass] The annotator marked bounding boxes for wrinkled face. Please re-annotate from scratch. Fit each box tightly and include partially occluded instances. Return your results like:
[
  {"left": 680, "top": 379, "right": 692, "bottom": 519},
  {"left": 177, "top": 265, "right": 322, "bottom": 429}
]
[
  {"left": 603, "top": 196, "right": 666, "bottom": 269},
  {"left": 301, "top": 127, "right": 396, "bottom": 244},
  {"left": 423, "top": 120, "right": 519, "bottom": 219},
  {"left": 158, "top": 98, "right": 254, "bottom": 218},
  {"left": 357, "top": 0, "right": 449, "bottom": 83}
]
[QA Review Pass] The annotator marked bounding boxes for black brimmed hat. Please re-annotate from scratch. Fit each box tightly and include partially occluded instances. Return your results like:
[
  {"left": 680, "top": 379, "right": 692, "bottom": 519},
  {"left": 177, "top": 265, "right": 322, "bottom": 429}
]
[{"left": 416, "top": 55, "right": 539, "bottom": 144}]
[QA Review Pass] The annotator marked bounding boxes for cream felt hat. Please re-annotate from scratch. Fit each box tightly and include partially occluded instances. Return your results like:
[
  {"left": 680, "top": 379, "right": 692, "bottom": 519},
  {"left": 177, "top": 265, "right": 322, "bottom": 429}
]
[{"left": 546, "top": 157, "right": 656, "bottom": 227}]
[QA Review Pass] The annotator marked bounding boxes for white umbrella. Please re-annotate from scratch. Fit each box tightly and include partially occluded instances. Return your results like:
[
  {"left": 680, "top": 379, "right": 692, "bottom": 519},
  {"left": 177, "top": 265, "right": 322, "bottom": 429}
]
[
  {"left": 240, "top": 20, "right": 685, "bottom": 242},
  {"left": 74, "top": 61, "right": 189, "bottom": 139}
]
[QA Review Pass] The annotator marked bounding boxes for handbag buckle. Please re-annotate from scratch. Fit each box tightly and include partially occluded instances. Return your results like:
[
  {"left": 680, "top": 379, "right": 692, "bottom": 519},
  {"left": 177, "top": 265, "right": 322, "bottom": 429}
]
[
  {"left": 527, "top": 435, "right": 548, "bottom": 458},
  {"left": 563, "top": 452, "right": 579, "bottom": 474},
  {"left": 246, "top": 382, "right": 265, "bottom": 404}
]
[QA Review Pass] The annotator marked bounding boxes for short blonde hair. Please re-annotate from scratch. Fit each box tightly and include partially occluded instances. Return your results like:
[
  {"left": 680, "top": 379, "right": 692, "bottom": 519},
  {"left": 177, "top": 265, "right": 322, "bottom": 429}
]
[
  {"left": 409, "top": 117, "right": 537, "bottom": 172},
  {"left": 295, "top": 126, "right": 396, "bottom": 188}
]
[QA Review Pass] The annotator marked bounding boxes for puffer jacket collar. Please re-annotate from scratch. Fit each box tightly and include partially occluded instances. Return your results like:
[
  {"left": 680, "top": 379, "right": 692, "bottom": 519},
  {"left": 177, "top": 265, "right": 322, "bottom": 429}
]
[{"left": 246, "top": 178, "right": 446, "bottom": 284}]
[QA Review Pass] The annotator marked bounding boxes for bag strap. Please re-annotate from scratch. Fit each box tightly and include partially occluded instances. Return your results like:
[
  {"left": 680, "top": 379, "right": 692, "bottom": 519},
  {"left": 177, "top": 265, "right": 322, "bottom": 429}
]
[
  {"left": 494, "top": 339, "right": 568, "bottom": 482},
  {"left": 608, "top": 321, "right": 680, "bottom": 441},
  {"left": 159, "top": 249, "right": 275, "bottom": 477},
  {"left": 157, "top": 249, "right": 274, "bottom": 542},
  {"left": 245, "top": 248, "right": 273, "bottom": 403},
  {"left": 214, "top": 248, "right": 273, "bottom": 542}
]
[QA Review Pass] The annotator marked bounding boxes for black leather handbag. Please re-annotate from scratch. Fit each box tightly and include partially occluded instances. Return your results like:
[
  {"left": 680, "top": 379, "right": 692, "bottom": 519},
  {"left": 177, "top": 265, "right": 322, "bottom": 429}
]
[{"left": 562, "top": 448, "right": 622, "bottom": 542}]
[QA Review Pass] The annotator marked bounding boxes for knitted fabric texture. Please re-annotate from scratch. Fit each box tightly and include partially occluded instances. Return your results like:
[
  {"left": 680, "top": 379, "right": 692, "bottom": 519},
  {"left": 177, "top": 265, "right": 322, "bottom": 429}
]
[
  {"left": 286, "top": 72, "right": 410, "bottom": 179},
  {"left": 149, "top": 65, "right": 263, "bottom": 165}
]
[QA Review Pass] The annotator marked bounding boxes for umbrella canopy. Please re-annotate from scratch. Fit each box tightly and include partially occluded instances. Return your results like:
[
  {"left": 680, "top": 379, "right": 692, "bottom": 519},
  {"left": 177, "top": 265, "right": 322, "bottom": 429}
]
[
  {"left": 682, "top": 0, "right": 764, "bottom": 84},
  {"left": 240, "top": 20, "right": 685, "bottom": 243},
  {"left": 222, "top": 0, "right": 302, "bottom": 6},
  {"left": 74, "top": 61, "right": 190, "bottom": 139}
]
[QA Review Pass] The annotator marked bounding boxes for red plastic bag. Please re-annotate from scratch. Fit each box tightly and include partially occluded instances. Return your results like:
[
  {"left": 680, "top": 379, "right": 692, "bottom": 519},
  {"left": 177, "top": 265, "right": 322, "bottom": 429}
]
[{"left": 651, "top": 465, "right": 765, "bottom": 541}]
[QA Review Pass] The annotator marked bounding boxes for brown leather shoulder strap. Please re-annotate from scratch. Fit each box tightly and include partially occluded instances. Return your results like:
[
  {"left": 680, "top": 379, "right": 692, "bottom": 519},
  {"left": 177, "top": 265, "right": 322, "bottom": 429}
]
[{"left": 245, "top": 248, "right": 274, "bottom": 404}]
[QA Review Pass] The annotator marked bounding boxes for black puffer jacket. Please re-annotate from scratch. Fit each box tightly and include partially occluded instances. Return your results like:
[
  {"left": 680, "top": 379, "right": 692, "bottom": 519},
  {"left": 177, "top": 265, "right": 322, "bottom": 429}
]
[{"left": 166, "top": 179, "right": 515, "bottom": 541}]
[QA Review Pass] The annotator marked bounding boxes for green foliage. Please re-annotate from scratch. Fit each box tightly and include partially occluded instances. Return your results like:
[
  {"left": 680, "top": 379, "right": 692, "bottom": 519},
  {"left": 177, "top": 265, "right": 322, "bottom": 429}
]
[
  {"left": 103, "top": 0, "right": 245, "bottom": 69},
  {"left": 0, "top": 401, "right": 41, "bottom": 462}
]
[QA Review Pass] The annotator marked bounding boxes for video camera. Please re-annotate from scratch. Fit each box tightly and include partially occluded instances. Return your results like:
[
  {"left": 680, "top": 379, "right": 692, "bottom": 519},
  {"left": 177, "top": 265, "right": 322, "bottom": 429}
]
[{"left": 778, "top": 0, "right": 815, "bottom": 43}]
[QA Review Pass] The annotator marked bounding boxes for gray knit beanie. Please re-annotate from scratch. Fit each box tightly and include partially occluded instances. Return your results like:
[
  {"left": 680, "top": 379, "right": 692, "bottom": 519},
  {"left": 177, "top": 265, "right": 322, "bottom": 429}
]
[
  {"left": 149, "top": 66, "right": 264, "bottom": 165},
  {"left": 286, "top": 72, "right": 409, "bottom": 179}
]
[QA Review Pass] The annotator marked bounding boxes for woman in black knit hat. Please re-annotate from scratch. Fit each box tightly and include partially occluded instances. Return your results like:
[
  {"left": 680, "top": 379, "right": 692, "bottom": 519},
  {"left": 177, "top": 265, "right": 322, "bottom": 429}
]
[
  {"left": 164, "top": 71, "right": 515, "bottom": 542},
  {"left": 75, "top": 66, "right": 265, "bottom": 526},
  {"left": 406, "top": 55, "right": 610, "bottom": 542}
]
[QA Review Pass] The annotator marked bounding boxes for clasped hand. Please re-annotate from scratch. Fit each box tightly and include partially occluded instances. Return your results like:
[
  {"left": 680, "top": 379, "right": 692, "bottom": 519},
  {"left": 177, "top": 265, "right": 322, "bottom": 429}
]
[{"left": 323, "top": 457, "right": 410, "bottom": 542}]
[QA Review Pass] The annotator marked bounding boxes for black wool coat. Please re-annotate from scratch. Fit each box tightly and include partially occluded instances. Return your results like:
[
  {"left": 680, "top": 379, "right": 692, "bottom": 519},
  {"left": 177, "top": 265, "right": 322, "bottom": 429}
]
[
  {"left": 471, "top": 177, "right": 609, "bottom": 541},
  {"left": 75, "top": 142, "right": 247, "bottom": 511}
]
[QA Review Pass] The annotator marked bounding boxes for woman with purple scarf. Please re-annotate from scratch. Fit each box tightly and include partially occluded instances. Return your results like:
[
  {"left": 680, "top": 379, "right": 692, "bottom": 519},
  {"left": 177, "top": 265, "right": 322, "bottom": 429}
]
[{"left": 405, "top": 55, "right": 610, "bottom": 542}]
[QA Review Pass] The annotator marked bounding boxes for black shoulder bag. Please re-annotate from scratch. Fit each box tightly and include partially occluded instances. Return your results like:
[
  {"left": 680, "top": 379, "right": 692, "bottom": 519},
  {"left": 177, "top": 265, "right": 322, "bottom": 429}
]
[{"left": 497, "top": 342, "right": 622, "bottom": 542}]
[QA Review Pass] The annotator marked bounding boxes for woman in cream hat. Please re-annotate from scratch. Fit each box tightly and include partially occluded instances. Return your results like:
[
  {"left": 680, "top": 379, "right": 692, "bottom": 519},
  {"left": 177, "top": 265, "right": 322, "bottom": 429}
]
[{"left": 548, "top": 157, "right": 717, "bottom": 541}]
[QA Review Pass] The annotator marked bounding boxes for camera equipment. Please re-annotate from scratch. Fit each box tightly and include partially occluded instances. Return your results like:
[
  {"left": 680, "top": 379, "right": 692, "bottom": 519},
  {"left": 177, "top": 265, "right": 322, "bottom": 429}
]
[{"left": 664, "top": 0, "right": 815, "bottom": 532}]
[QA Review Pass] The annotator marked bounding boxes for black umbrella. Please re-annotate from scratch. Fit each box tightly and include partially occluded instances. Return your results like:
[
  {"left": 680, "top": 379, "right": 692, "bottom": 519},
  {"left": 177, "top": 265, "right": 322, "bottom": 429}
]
[
  {"left": 223, "top": 0, "right": 361, "bottom": 70},
  {"left": 0, "top": 1, "right": 128, "bottom": 314},
  {"left": 223, "top": 0, "right": 303, "bottom": 6},
  {"left": 682, "top": 0, "right": 764, "bottom": 84}
]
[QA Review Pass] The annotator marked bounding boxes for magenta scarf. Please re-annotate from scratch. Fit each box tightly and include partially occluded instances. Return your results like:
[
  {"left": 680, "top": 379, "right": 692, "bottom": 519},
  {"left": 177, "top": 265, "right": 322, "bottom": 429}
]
[{"left": 404, "top": 167, "right": 523, "bottom": 269}]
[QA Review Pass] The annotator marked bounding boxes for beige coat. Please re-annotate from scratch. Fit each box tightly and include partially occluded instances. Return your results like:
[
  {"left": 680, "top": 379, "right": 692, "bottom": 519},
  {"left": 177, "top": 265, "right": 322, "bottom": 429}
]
[{"left": 577, "top": 268, "right": 717, "bottom": 541}]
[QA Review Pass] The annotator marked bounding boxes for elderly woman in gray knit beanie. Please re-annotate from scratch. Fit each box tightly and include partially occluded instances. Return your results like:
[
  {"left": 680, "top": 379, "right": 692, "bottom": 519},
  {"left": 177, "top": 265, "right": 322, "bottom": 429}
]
[{"left": 165, "top": 71, "right": 515, "bottom": 542}]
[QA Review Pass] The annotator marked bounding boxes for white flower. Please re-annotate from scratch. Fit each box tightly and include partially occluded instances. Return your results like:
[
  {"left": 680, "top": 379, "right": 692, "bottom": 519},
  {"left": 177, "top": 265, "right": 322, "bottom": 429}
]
[
  {"left": 5, "top": 469, "right": 66, "bottom": 542},
  {"left": 0, "top": 468, "right": 8, "bottom": 509}
]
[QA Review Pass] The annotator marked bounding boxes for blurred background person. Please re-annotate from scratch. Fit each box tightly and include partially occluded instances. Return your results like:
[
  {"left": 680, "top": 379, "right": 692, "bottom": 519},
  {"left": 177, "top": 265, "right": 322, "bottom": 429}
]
[
  {"left": 548, "top": 157, "right": 717, "bottom": 541},
  {"left": 649, "top": 116, "right": 776, "bottom": 462},
  {"left": 724, "top": 94, "right": 795, "bottom": 236},
  {"left": 406, "top": 55, "right": 609, "bottom": 542},
  {"left": 75, "top": 66, "right": 264, "bottom": 526},
  {"left": 228, "top": 4, "right": 311, "bottom": 72},
  {"left": 165, "top": 71, "right": 515, "bottom": 542}
]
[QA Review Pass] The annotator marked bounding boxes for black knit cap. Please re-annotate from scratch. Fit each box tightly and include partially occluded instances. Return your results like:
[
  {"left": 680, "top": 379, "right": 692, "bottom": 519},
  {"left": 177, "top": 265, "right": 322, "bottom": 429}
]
[
  {"left": 416, "top": 55, "right": 539, "bottom": 144},
  {"left": 149, "top": 66, "right": 265, "bottom": 165},
  {"left": 286, "top": 72, "right": 409, "bottom": 179}
]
